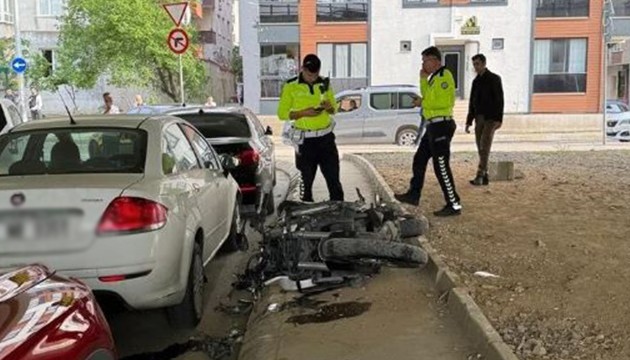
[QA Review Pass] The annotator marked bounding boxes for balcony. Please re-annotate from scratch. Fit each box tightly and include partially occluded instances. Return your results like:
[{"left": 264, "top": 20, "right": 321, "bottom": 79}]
[
  {"left": 259, "top": 1, "right": 299, "bottom": 23},
  {"left": 316, "top": 1, "right": 368, "bottom": 23}
]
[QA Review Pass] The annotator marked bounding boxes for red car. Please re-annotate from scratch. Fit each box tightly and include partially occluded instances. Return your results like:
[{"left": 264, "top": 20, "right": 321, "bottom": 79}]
[{"left": 0, "top": 265, "right": 116, "bottom": 360}]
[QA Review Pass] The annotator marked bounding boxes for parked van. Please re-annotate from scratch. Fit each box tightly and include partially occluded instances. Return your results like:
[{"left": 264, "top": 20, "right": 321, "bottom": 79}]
[{"left": 283, "top": 85, "right": 422, "bottom": 146}]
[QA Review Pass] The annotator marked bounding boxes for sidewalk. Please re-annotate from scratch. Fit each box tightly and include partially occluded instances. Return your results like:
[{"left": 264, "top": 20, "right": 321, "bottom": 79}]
[{"left": 238, "top": 160, "right": 476, "bottom": 360}]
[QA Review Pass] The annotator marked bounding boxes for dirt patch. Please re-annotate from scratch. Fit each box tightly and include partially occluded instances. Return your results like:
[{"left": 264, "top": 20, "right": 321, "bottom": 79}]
[{"left": 363, "top": 150, "right": 630, "bottom": 360}]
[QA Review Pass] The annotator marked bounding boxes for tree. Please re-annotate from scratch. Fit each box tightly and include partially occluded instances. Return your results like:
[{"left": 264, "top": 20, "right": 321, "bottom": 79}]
[
  {"left": 231, "top": 46, "right": 243, "bottom": 83},
  {"left": 46, "top": 0, "right": 206, "bottom": 102}
]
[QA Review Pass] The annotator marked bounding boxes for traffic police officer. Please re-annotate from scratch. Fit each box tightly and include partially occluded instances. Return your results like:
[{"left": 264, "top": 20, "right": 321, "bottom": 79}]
[
  {"left": 395, "top": 46, "right": 462, "bottom": 217},
  {"left": 277, "top": 54, "right": 344, "bottom": 202}
]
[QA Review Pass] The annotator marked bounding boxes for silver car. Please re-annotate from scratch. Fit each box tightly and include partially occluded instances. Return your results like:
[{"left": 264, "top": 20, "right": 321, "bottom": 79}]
[{"left": 282, "top": 85, "right": 422, "bottom": 146}]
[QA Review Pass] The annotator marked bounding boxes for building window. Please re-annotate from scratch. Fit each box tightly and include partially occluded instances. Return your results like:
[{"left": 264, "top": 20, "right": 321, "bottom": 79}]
[
  {"left": 260, "top": 44, "right": 299, "bottom": 98},
  {"left": 536, "top": 0, "right": 589, "bottom": 18},
  {"left": 317, "top": 43, "right": 367, "bottom": 79},
  {"left": 42, "top": 50, "right": 55, "bottom": 77},
  {"left": 533, "top": 38, "right": 587, "bottom": 93},
  {"left": 259, "top": 0, "right": 298, "bottom": 23},
  {"left": 316, "top": 0, "right": 368, "bottom": 22},
  {"left": 369, "top": 92, "right": 418, "bottom": 110},
  {"left": 0, "top": 0, "right": 14, "bottom": 23},
  {"left": 38, "top": 0, "right": 65, "bottom": 16},
  {"left": 612, "top": 0, "right": 630, "bottom": 17}
]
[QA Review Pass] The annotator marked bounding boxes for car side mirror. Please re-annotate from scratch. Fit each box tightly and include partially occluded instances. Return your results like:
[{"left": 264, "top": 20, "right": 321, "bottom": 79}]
[{"left": 264, "top": 126, "right": 273, "bottom": 136}]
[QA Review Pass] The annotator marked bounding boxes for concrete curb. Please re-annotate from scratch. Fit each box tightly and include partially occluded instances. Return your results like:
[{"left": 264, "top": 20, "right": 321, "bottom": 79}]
[{"left": 343, "top": 153, "right": 519, "bottom": 360}]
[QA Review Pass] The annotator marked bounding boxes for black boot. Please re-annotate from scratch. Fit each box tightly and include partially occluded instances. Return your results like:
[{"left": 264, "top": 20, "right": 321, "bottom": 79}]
[
  {"left": 433, "top": 205, "right": 461, "bottom": 217},
  {"left": 394, "top": 191, "right": 420, "bottom": 206},
  {"left": 469, "top": 174, "right": 489, "bottom": 186}
]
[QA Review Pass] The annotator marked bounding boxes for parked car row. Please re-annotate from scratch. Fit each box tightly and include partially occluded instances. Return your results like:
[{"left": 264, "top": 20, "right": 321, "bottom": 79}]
[{"left": 0, "top": 105, "right": 277, "bottom": 359}]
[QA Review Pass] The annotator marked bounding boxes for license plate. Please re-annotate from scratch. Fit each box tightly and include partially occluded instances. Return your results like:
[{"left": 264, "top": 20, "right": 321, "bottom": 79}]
[{"left": 0, "top": 216, "right": 74, "bottom": 241}]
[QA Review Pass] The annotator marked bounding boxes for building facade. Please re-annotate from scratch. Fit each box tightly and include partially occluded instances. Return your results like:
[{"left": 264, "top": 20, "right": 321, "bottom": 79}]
[
  {"left": 1, "top": 0, "right": 236, "bottom": 115},
  {"left": 533, "top": 0, "right": 602, "bottom": 113},
  {"left": 241, "top": 0, "right": 369, "bottom": 114},
  {"left": 195, "top": 0, "right": 237, "bottom": 105},
  {"left": 242, "top": 0, "right": 604, "bottom": 115},
  {"left": 607, "top": 0, "right": 630, "bottom": 105}
]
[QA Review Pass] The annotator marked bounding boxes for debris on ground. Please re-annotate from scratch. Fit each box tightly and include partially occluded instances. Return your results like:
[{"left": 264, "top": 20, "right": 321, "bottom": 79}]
[
  {"left": 119, "top": 332, "right": 242, "bottom": 360},
  {"left": 233, "top": 190, "right": 429, "bottom": 296}
]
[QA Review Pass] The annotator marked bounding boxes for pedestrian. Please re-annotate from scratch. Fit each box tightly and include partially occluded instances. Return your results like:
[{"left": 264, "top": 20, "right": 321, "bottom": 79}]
[
  {"left": 465, "top": 54, "right": 504, "bottom": 186},
  {"left": 394, "top": 46, "right": 462, "bottom": 217},
  {"left": 4, "top": 89, "right": 18, "bottom": 105},
  {"left": 134, "top": 94, "right": 145, "bottom": 108},
  {"left": 102, "top": 92, "right": 120, "bottom": 115},
  {"left": 205, "top": 96, "right": 217, "bottom": 107},
  {"left": 277, "top": 53, "right": 344, "bottom": 202},
  {"left": 28, "top": 88, "right": 43, "bottom": 120}
]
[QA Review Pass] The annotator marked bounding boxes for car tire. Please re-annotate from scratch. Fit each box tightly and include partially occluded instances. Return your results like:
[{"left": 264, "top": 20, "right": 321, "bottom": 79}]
[
  {"left": 319, "top": 237, "right": 429, "bottom": 267},
  {"left": 265, "top": 189, "right": 275, "bottom": 216},
  {"left": 167, "top": 242, "right": 204, "bottom": 329},
  {"left": 396, "top": 127, "right": 418, "bottom": 146},
  {"left": 223, "top": 204, "right": 247, "bottom": 252}
]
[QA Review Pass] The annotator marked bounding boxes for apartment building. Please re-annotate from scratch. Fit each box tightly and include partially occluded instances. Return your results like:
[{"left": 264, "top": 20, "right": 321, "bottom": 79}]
[
  {"left": 1, "top": 0, "right": 236, "bottom": 114},
  {"left": 0, "top": 0, "right": 14, "bottom": 38},
  {"left": 606, "top": 0, "right": 630, "bottom": 104},
  {"left": 371, "top": 0, "right": 533, "bottom": 114},
  {"left": 242, "top": 0, "right": 604, "bottom": 115},
  {"left": 195, "top": 0, "right": 237, "bottom": 104},
  {"left": 240, "top": 0, "right": 368, "bottom": 114},
  {"left": 532, "top": 0, "right": 603, "bottom": 113}
]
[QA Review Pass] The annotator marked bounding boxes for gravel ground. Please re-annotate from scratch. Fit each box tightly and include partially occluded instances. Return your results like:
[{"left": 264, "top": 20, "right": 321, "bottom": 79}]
[{"left": 363, "top": 150, "right": 630, "bottom": 360}]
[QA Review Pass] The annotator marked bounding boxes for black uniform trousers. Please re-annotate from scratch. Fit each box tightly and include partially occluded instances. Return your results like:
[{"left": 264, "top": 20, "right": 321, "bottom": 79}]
[
  {"left": 295, "top": 132, "right": 344, "bottom": 201},
  {"left": 409, "top": 120, "right": 461, "bottom": 208}
]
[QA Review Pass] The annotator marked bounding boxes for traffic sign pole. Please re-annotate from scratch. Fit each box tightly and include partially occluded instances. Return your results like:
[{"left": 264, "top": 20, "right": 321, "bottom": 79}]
[
  {"left": 179, "top": 54, "right": 185, "bottom": 104},
  {"left": 164, "top": 3, "right": 190, "bottom": 104},
  {"left": 13, "top": 0, "right": 28, "bottom": 121}
]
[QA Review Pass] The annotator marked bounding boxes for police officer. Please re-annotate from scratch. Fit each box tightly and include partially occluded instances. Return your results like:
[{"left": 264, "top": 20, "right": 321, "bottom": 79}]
[
  {"left": 277, "top": 54, "right": 344, "bottom": 202},
  {"left": 395, "top": 46, "right": 462, "bottom": 217}
]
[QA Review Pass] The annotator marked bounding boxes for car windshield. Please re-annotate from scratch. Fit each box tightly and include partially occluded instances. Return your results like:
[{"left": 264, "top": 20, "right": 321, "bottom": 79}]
[
  {"left": 0, "top": 128, "right": 146, "bottom": 176},
  {"left": 175, "top": 113, "right": 251, "bottom": 138}
]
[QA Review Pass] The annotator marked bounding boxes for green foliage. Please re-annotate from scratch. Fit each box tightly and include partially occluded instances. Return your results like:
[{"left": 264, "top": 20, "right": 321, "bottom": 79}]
[
  {"left": 231, "top": 46, "right": 243, "bottom": 83},
  {"left": 32, "top": 0, "right": 207, "bottom": 101}
]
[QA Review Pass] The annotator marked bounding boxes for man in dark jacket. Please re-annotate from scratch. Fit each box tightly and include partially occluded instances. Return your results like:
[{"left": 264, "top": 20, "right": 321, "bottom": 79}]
[{"left": 465, "top": 54, "right": 504, "bottom": 186}]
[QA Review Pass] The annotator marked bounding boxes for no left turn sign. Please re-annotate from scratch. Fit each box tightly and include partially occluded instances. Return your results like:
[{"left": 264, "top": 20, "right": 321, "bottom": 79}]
[{"left": 167, "top": 28, "right": 189, "bottom": 55}]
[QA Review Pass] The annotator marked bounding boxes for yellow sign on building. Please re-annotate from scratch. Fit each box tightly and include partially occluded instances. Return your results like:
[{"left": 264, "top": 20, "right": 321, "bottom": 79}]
[{"left": 461, "top": 16, "right": 481, "bottom": 35}]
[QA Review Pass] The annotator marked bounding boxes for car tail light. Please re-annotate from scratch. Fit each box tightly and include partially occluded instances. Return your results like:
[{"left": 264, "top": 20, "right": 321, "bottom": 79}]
[
  {"left": 97, "top": 197, "right": 167, "bottom": 235},
  {"left": 240, "top": 184, "right": 257, "bottom": 193},
  {"left": 239, "top": 149, "right": 260, "bottom": 166}
]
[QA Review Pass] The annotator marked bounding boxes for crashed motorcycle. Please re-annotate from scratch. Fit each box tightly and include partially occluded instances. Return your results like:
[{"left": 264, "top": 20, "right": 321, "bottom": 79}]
[{"left": 235, "top": 190, "right": 429, "bottom": 295}]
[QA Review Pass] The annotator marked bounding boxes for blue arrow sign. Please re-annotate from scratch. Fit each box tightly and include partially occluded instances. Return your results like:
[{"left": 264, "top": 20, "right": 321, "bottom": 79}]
[{"left": 11, "top": 57, "right": 27, "bottom": 74}]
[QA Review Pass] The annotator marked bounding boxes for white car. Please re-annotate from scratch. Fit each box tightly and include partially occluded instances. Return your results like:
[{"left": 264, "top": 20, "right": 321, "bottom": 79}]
[
  {"left": 606, "top": 101, "right": 630, "bottom": 136},
  {"left": 0, "top": 99, "right": 24, "bottom": 134},
  {"left": 0, "top": 115, "right": 243, "bottom": 327}
]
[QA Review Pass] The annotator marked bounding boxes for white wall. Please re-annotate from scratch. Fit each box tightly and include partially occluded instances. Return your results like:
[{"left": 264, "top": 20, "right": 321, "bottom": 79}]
[
  {"left": 370, "top": 1, "right": 533, "bottom": 113},
  {"left": 240, "top": 0, "right": 261, "bottom": 113}
]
